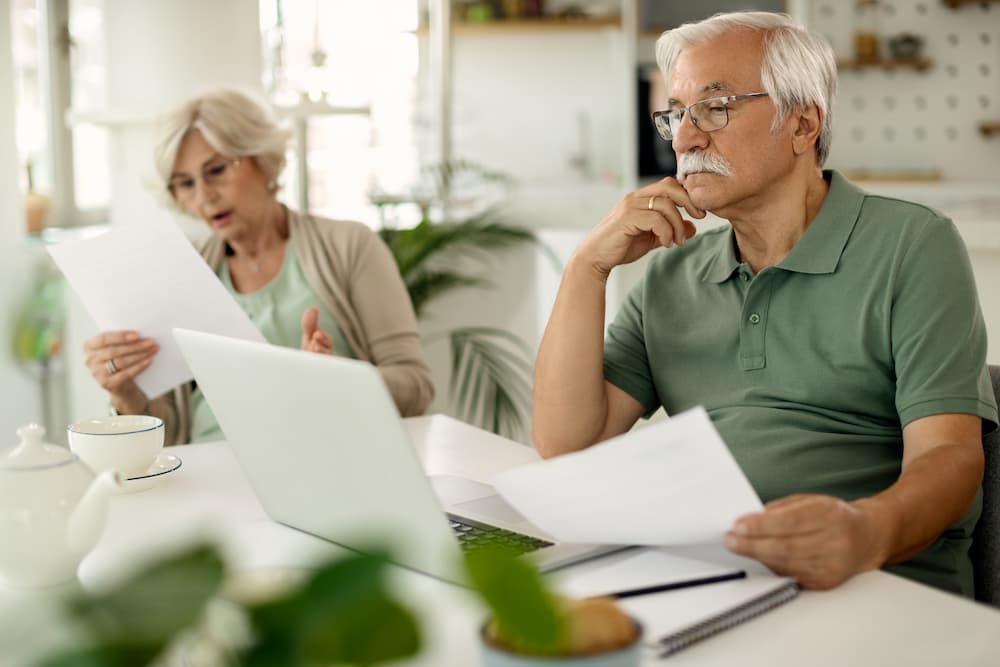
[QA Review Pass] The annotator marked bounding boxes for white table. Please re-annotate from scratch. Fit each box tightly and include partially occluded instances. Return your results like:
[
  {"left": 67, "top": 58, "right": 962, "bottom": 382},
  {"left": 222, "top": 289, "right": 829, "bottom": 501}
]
[{"left": 16, "top": 415, "right": 1000, "bottom": 666}]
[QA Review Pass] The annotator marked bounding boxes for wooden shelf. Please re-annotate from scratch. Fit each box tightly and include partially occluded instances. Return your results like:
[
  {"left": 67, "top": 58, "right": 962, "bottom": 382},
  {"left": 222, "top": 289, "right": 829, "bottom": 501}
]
[
  {"left": 844, "top": 169, "right": 942, "bottom": 183},
  {"left": 980, "top": 122, "right": 1000, "bottom": 138},
  {"left": 419, "top": 16, "right": 621, "bottom": 35},
  {"left": 942, "top": 0, "right": 1000, "bottom": 7},
  {"left": 837, "top": 57, "right": 932, "bottom": 72}
]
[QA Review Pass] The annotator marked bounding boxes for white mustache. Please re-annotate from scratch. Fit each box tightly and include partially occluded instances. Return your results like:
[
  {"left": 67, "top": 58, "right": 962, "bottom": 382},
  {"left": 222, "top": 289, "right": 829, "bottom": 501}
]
[{"left": 676, "top": 152, "right": 731, "bottom": 180}]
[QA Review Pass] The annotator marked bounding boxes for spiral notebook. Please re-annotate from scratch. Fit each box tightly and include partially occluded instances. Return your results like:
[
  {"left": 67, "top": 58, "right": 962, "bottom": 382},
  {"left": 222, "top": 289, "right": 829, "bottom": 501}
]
[
  {"left": 639, "top": 575, "right": 799, "bottom": 656},
  {"left": 555, "top": 548, "right": 798, "bottom": 657}
]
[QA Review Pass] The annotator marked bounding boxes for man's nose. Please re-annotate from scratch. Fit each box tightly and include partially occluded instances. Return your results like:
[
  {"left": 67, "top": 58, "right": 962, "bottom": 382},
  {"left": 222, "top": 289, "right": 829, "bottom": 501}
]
[{"left": 671, "top": 110, "right": 709, "bottom": 155}]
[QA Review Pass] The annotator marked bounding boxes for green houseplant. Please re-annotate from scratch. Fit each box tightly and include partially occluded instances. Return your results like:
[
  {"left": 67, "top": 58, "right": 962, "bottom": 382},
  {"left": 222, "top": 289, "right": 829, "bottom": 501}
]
[{"left": 375, "top": 161, "right": 558, "bottom": 442}]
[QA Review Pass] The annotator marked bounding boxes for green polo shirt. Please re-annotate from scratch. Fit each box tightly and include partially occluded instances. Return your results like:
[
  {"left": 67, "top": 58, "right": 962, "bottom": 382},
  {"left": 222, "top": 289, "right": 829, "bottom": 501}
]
[{"left": 604, "top": 170, "right": 998, "bottom": 596}]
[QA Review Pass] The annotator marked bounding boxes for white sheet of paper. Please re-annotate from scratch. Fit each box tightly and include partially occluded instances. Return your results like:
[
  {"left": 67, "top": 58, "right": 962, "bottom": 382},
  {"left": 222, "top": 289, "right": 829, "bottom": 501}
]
[
  {"left": 492, "top": 407, "right": 762, "bottom": 545},
  {"left": 48, "top": 218, "right": 265, "bottom": 398},
  {"left": 552, "top": 548, "right": 740, "bottom": 599}
]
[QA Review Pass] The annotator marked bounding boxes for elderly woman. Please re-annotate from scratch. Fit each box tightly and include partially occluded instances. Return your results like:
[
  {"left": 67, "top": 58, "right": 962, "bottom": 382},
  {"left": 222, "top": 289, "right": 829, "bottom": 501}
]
[{"left": 82, "top": 88, "right": 434, "bottom": 444}]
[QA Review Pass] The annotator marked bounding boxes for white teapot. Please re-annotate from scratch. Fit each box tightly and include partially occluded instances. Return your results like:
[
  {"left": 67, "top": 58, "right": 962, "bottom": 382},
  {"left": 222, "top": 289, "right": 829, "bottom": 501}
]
[{"left": 0, "top": 423, "right": 120, "bottom": 588}]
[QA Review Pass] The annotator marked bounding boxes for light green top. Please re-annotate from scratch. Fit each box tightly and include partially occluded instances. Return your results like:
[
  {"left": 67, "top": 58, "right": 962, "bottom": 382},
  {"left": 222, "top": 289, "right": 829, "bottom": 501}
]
[
  {"left": 603, "top": 170, "right": 998, "bottom": 596},
  {"left": 189, "top": 243, "right": 353, "bottom": 443}
]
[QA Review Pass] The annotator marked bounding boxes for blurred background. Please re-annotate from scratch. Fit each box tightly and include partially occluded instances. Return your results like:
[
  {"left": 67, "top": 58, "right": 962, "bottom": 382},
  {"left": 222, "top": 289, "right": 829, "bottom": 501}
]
[{"left": 2, "top": 0, "right": 998, "bottom": 446}]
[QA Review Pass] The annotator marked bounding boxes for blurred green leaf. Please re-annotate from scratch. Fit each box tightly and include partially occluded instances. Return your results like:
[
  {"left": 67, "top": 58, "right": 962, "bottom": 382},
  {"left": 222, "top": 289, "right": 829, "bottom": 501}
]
[
  {"left": 378, "top": 214, "right": 553, "bottom": 317},
  {"left": 247, "top": 550, "right": 419, "bottom": 667},
  {"left": 298, "top": 593, "right": 419, "bottom": 666},
  {"left": 405, "top": 271, "right": 486, "bottom": 318},
  {"left": 447, "top": 327, "right": 534, "bottom": 442},
  {"left": 64, "top": 544, "right": 224, "bottom": 649},
  {"left": 465, "top": 548, "right": 564, "bottom": 655},
  {"left": 40, "top": 545, "right": 420, "bottom": 667},
  {"left": 241, "top": 636, "right": 294, "bottom": 667},
  {"left": 250, "top": 549, "right": 389, "bottom": 632},
  {"left": 36, "top": 647, "right": 129, "bottom": 667}
]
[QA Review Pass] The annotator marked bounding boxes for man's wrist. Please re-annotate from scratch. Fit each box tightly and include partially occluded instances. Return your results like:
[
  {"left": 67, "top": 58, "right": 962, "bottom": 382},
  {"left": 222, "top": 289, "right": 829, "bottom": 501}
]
[
  {"left": 565, "top": 253, "right": 612, "bottom": 286},
  {"left": 852, "top": 496, "right": 900, "bottom": 569}
]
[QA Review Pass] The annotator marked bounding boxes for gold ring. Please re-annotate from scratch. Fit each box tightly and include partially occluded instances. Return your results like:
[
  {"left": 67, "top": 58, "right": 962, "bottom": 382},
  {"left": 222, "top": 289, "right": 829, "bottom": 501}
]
[
  {"left": 648, "top": 196, "right": 657, "bottom": 210},
  {"left": 105, "top": 358, "right": 118, "bottom": 374}
]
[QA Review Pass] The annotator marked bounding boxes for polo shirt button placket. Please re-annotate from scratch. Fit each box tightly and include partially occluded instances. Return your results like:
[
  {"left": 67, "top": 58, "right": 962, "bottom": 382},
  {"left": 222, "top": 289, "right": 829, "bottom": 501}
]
[{"left": 749, "top": 313, "right": 761, "bottom": 324}]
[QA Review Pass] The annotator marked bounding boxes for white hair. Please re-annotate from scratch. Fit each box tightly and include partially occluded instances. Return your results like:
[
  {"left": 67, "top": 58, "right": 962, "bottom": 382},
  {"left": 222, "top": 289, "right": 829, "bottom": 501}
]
[
  {"left": 655, "top": 11, "right": 837, "bottom": 166},
  {"left": 153, "top": 88, "right": 292, "bottom": 202}
]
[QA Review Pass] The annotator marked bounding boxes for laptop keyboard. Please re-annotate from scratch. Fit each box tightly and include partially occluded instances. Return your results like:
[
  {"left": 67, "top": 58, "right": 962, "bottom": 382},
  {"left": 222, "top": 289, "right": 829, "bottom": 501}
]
[{"left": 447, "top": 514, "right": 554, "bottom": 554}]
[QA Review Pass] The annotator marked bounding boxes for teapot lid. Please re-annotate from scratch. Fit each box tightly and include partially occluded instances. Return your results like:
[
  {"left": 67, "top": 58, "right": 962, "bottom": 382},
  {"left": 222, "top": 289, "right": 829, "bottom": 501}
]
[{"left": 2, "top": 423, "right": 75, "bottom": 469}]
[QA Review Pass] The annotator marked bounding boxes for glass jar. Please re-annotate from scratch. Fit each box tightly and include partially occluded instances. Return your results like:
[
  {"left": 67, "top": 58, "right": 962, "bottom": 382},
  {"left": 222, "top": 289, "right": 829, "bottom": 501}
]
[{"left": 854, "top": 0, "right": 881, "bottom": 64}]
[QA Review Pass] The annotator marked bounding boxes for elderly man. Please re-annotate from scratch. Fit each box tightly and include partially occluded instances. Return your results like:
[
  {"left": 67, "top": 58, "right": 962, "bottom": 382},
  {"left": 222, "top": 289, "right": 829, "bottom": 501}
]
[{"left": 532, "top": 11, "right": 998, "bottom": 596}]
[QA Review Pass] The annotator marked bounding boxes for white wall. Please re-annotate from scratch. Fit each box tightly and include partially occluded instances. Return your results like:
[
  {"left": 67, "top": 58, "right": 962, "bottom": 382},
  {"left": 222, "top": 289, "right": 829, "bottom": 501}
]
[
  {"left": 0, "top": 0, "right": 45, "bottom": 445},
  {"left": 809, "top": 0, "right": 1000, "bottom": 182},
  {"left": 433, "top": 28, "right": 632, "bottom": 186}
]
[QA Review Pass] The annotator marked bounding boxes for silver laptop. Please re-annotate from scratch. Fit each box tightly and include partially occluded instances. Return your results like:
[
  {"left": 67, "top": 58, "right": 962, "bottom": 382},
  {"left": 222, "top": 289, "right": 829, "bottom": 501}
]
[{"left": 173, "top": 328, "right": 618, "bottom": 584}]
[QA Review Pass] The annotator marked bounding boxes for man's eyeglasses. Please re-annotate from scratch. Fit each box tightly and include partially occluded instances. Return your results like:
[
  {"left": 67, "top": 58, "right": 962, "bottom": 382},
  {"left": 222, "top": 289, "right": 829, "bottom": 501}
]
[
  {"left": 652, "top": 92, "right": 770, "bottom": 141},
  {"left": 168, "top": 158, "right": 241, "bottom": 202}
]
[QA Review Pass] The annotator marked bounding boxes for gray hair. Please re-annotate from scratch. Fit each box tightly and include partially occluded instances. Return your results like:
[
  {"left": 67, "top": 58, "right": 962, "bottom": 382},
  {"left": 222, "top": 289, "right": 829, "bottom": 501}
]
[
  {"left": 153, "top": 88, "right": 292, "bottom": 197},
  {"left": 655, "top": 11, "right": 837, "bottom": 166}
]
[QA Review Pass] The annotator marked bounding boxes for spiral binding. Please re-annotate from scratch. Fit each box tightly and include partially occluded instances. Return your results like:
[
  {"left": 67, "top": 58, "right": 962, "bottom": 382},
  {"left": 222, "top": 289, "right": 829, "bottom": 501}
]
[{"left": 656, "top": 582, "right": 800, "bottom": 657}]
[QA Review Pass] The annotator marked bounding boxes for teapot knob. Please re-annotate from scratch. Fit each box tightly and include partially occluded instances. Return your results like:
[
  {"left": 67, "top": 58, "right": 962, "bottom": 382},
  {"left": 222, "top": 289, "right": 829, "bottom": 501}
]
[
  {"left": 16, "top": 422, "right": 45, "bottom": 447},
  {"left": 7, "top": 422, "right": 71, "bottom": 467}
]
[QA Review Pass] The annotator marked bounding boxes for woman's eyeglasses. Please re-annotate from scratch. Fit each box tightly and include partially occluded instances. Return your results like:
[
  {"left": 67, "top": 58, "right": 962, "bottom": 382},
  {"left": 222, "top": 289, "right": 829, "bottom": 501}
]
[
  {"left": 652, "top": 92, "right": 770, "bottom": 141},
  {"left": 168, "top": 158, "right": 241, "bottom": 202}
]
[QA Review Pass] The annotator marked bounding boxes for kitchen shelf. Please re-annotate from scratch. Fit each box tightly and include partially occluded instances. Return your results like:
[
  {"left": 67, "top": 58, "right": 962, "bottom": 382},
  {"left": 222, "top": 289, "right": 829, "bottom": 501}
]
[
  {"left": 980, "top": 122, "right": 1000, "bottom": 138},
  {"left": 942, "top": 0, "right": 1000, "bottom": 7},
  {"left": 844, "top": 168, "right": 942, "bottom": 182},
  {"left": 420, "top": 16, "right": 620, "bottom": 35},
  {"left": 837, "top": 57, "right": 933, "bottom": 72}
]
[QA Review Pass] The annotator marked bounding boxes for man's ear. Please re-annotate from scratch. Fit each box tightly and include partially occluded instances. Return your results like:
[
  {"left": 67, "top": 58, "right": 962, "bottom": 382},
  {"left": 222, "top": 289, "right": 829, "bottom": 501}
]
[{"left": 791, "top": 103, "right": 823, "bottom": 157}]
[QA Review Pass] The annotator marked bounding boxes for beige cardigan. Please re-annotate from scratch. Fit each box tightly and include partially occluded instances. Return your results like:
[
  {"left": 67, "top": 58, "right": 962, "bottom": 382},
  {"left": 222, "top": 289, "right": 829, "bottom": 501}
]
[{"left": 151, "top": 210, "right": 434, "bottom": 444}]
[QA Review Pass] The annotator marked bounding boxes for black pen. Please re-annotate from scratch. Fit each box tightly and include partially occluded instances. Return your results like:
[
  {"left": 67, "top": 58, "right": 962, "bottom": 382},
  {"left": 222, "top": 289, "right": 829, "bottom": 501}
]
[{"left": 607, "top": 570, "right": 747, "bottom": 599}]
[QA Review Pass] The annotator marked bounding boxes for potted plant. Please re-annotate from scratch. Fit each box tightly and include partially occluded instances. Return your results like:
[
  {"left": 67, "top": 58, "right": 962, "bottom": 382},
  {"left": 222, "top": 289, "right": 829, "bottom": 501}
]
[
  {"left": 375, "top": 159, "right": 559, "bottom": 443},
  {"left": 30, "top": 544, "right": 420, "bottom": 667},
  {"left": 465, "top": 548, "right": 643, "bottom": 666}
]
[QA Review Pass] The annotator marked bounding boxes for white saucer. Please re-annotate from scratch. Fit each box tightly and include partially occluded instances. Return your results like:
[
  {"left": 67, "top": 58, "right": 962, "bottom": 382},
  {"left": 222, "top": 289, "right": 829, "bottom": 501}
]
[{"left": 118, "top": 453, "right": 182, "bottom": 494}]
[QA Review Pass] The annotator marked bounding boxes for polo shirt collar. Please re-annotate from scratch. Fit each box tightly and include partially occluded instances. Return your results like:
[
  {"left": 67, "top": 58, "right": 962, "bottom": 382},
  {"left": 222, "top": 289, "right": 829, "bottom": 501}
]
[
  {"left": 700, "top": 228, "right": 741, "bottom": 283},
  {"left": 778, "top": 170, "right": 864, "bottom": 275},
  {"left": 699, "top": 170, "right": 864, "bottom": 283}
]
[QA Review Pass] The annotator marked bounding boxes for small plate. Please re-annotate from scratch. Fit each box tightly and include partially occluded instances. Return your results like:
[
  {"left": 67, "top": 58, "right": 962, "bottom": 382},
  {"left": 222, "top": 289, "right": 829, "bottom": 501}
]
[{"left": 119, "top": 453, "right": 182, "bottom": 494}]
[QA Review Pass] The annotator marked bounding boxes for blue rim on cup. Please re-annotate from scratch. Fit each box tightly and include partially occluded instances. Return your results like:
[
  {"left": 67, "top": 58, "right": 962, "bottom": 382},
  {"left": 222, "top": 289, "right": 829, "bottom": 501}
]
[{"left": 67, "top": 415, "right": 164, "bottom": 437}]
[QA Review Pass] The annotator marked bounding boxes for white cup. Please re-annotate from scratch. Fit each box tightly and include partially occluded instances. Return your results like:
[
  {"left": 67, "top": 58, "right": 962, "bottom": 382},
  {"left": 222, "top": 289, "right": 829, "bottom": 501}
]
[{"left": 68, "top": 415, "right": 165, "bottom": 478}]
